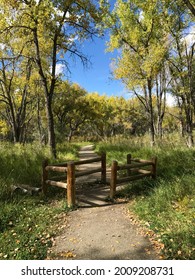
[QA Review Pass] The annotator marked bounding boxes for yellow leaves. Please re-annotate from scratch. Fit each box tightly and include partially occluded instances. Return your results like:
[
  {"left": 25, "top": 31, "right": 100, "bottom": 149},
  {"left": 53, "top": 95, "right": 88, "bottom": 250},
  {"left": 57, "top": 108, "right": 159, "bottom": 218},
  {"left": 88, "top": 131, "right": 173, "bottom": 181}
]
[
  {"left": 58, "top": 251, "right": 76, "bottom": 259},
  {"left": 143, "top": 43, "right": 166, "bottom": 76},
  {"left": 177, "top": 250, "right": 182, "bottom": 255},
  {"left": 69, "top": 237, "right": 79, "bottom": 244},
  {"left": 0, "top": 120, "right": 9, "bottom": 135},
  {"left": 107, "top": 0, "right": 169, "bottom": 90},
  {"left": 107, "top": 34, "right": 120, "bottom": 51}
]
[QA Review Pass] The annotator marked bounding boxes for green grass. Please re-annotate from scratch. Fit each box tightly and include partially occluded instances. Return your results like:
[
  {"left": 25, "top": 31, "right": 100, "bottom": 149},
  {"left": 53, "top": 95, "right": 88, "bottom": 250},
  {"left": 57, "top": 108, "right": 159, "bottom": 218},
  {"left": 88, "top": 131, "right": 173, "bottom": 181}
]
[
  {"left": 96, "top": 136, "right": 195, "bottom": 260},
  {"left": 1, "top": 137, "right": 195, "bottom": 259},
  {"left": 0, "top": 141, "right": 80, "bottom": 260}
]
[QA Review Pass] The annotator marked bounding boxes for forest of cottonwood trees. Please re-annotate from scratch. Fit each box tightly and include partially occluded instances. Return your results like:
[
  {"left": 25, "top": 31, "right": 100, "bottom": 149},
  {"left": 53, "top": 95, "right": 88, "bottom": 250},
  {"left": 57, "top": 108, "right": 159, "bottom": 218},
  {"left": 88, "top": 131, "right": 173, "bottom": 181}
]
[{"left": 0, "top": 0, "right": 195, "bottom": 157}]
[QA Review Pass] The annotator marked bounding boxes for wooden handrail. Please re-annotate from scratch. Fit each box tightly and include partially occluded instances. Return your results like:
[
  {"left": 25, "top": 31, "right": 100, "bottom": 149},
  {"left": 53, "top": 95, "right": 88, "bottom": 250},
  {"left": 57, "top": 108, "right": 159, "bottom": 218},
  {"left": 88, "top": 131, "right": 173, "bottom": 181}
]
[
  {"left": 117, "top": 162, "right": 153, "bottom": 171},
  {"left": 110, "top": 154, "right": 157, "bottom": 199},
  {"left": 42, "top": 152, "right": 106, "bottom": 207},
  {"left": 46, "top": 180, "right": 67, "bottom": 189},
  {"left": 117, "top": 172, "right": 152, "bottom": 184},
  {"left": 46, "top": 165, "right": 67, "bottom": 172},
  {"left": 74, "top": 156, "right": 102, "bottom": 165},
  {"left": 131, "top": 158, "right": 154, "bottom": 164}
]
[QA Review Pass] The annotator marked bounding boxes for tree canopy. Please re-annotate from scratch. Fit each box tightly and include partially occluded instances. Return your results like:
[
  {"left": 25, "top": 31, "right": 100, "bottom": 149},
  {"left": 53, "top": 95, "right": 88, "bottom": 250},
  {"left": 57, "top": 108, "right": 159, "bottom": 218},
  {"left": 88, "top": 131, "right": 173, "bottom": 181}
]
[{"left": 0, "top": 0, "right": 195, "bottom": 149}]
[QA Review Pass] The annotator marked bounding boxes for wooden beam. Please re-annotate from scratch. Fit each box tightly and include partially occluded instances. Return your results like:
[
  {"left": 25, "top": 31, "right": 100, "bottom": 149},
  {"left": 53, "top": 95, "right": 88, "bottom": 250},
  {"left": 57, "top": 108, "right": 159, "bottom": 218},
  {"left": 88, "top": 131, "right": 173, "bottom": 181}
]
[
  {"left": 117, "top": 172, "right": 151, "bottom": 184},
  {"left": 75, "top": 168, "right": 102, "bottom": 178},
  {"left": 151, "top": 157, "right": 157, "bottom": 179},
  {"left": 131, "top": 158, "right": 153, "bottom": 164},
  {"left": 46, "top": 165, "right": 67, "bottom": 172},
  {"left": 127, "top": 154, "right": 131, "bottom": 176},
  {"left": 73, "top": 156, "right": 102, "bottom": 165},
  {"left": 46, "top": 180, "right": 67, "bottom": 188},
  {"left": 67, "top": 162, "right": 75, "bottom": 207},
  {"left": 118, "top": 162, "right": 152, "bottom": 170},
  {"left": 110, "top": 160, "right": 118, "bottom": 199},
  {"left": 130, "top": 169, "right": 152, "bottom": 175},
  {"left": 50, "top": 162, "right": 68, "bottom": 167}
]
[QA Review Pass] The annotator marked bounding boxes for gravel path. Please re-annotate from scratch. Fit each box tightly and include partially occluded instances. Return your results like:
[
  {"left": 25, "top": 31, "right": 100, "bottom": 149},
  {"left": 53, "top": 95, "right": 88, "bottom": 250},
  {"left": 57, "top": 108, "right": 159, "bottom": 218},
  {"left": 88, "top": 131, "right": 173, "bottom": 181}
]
[{"left": 49, "top": 145, "right": 160, "bottom": 260}]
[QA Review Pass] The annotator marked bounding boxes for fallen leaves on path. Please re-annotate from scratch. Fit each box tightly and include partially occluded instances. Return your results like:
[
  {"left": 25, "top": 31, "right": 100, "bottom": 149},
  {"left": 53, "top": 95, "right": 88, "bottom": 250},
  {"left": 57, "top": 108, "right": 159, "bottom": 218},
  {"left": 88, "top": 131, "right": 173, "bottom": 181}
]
[
  {"left": 124, "top": 202, "right": 165, "bottom": 259},
  {"left": 46, "top": 251, "right": 76, "bottom": 260}
]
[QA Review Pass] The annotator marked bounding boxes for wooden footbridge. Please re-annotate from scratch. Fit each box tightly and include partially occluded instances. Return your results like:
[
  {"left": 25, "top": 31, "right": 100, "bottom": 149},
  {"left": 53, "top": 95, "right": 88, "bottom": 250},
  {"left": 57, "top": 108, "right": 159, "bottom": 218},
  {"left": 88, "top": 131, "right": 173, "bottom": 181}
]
[{"left": 42, "top": 153, "right": 157, "bottom": 207}]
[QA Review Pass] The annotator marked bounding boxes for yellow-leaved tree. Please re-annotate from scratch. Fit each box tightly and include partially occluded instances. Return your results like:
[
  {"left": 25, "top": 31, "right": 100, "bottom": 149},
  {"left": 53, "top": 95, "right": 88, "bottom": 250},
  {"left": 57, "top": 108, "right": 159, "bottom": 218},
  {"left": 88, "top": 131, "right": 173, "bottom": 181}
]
[
  {"left": 100, "top": 0, "right": 170, "bottom": 145},
  {"left": 0, "top": 0, "right": 104, "bottom": 157}
]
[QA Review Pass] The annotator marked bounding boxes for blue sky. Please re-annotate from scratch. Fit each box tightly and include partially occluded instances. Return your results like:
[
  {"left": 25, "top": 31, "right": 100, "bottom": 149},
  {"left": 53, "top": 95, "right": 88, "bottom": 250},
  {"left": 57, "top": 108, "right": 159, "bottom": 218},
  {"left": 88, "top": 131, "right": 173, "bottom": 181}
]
[
  {"left": 62, "top": 0, "right": 129, "bottom": 98},
  {"left": 66, "top": 34, "right": 128, "bottom": 98}
]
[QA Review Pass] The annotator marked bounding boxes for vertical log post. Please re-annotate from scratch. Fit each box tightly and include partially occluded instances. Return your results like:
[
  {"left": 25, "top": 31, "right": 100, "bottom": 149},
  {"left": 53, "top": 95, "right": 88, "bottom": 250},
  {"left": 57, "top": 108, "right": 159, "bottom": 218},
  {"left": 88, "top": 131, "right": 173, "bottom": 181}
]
[
  {"left": 101, "top": 152, "right": 106, "bottom": 184},
  {"left": 151, "top": 157, "right": 157, "bottom": 179},
  {"left": 42, "top": 159, "right": 48, "bottom": 195},
  {"left": 110, "top": 160, "right": 118, "bottom": 199},
  {"left": 127, "top": 154, "right": 132, "bottom": 177},
  {"left": 67, "top": 162, "right": 75, "bottom": 207}
]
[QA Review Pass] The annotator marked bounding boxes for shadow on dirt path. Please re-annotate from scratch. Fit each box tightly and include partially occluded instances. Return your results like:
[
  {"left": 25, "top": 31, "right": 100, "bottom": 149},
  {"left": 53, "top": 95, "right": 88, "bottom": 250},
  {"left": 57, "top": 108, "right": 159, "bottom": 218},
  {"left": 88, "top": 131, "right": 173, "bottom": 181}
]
[{"left": 49, "top": 145, "right": 160, "bottom": 260}]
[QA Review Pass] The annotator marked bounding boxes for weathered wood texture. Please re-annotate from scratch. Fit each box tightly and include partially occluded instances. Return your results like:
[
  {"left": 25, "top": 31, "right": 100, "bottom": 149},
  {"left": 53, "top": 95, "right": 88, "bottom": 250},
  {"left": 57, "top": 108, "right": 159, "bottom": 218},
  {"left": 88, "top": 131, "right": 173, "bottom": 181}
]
[
  {"left": 46, "top": 165, "right": 66, "bottom": 172},
  {"left": 46, "top": 180, "right": 67, "bottom": 188},
  {"left": 151, "top": 157, "right": 157, "bottom": 179},
  {"left": 127, "top": 154, "right": 131, "bottom": 177},
  {"left": 67, "top": 162, "right": 75, "bottom": 207},
  {"left": 42, "top": 153, "right": 106, "bottom": 207},
  {"left": 110, "top": 161, "right": 118, "bottom": 199},
  {"left": 110, "top": 154, "right": 157, "bottom": 199}
]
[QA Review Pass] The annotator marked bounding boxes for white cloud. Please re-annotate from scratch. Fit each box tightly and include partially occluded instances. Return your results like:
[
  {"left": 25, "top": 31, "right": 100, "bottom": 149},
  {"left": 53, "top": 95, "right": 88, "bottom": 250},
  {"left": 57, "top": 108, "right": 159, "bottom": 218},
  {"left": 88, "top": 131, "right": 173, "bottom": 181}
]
[
  {"left": 167, "top": 93, "right": 176, "bottom": 107},
  {"left": 0, "top": 43, "right": 6, "bottom": 50},
  {"left": 54, "top": 7, "right": 67, "bottom": 18},
  {"left": 49, "top": 63, "right": 65, "bottom": 76},
  {"left": 139, "top": 10, "right": 144, "bottom": 22},
  {"left": 182, "top": 25, "right": 195, "bottom": 48},
  {"left": 56, "top": 63, "right": 65, "bottom": 75}
]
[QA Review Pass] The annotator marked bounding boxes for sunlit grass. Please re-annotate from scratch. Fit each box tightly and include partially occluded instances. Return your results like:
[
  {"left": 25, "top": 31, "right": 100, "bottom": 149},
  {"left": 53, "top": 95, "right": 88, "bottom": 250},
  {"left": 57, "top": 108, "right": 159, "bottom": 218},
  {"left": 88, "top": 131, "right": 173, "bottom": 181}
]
[
  {"left": 0, "top": 141, "right": 80, "bottom": 260},
  {"left": 96, "top": 135, "right": 195, "bottom": 259}
]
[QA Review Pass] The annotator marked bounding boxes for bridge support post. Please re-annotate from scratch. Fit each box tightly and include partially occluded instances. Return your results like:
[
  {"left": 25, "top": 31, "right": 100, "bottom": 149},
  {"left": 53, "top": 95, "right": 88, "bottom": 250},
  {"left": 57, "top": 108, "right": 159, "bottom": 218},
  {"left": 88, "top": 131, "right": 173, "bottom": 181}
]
[
  {"left": 110, "top": 160, "right": 118, "bottom": 199},
  {"left": 67, "top": 162, "right": 75, "bottom": 207},
  {"left": 127, "top": 154, "right": 132, "bottom": 176},
  {"left": 151, "top": 157, "right": 157, "bottom": 179}
]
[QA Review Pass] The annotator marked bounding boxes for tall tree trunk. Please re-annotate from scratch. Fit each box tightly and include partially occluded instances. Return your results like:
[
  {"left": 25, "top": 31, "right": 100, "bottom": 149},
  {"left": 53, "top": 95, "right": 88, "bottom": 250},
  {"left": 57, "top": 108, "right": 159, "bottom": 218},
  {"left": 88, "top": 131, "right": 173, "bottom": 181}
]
[
  {"left": 45, "top": 95, "right": 56, "bottom": 157},
  {"left": 147, "top": 79, "right": 155, "bottom": 146},
  {"left": 67, "top": 130, "right": 73, "bottom": 143},
  {"left": 37, "top": 95, "right": 43, "bottom": 144},
  {"left": 186, "top": 124, "right": 194, "bottom": 147},
  {"left": 185, "top": 104, "right": 194, "bottom": 147},
  {"left": 156, "top": 67, "right": 167, "bottom": 139},
  {"left": 33, "top": 27, "right": 57, "bottom": 157}
]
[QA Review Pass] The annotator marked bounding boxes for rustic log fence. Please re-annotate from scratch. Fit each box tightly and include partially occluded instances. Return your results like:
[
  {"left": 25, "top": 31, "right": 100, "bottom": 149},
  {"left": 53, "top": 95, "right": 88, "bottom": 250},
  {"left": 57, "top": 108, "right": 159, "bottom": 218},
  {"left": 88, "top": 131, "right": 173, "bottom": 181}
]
[
  {"left": 110, "top": 154, "right": 157, "bottom": 199},
  {"left": 42, "top": 153, "right": 106, "bottom": 207}
]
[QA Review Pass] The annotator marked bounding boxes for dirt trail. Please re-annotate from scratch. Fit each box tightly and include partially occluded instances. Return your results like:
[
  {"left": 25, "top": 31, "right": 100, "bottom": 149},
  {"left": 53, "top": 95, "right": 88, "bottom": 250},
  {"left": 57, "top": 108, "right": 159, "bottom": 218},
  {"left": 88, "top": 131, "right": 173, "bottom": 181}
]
[{"left": 50, "top": 145, "right": 160, "bottom": 260}]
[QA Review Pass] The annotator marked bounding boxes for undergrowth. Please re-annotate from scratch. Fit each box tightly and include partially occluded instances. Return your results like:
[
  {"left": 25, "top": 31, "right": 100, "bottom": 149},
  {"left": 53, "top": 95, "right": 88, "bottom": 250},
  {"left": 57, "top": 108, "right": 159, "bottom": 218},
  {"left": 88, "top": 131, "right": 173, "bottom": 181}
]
[{"left": 0, "top": 141, "right": 80, "bottom": 260}]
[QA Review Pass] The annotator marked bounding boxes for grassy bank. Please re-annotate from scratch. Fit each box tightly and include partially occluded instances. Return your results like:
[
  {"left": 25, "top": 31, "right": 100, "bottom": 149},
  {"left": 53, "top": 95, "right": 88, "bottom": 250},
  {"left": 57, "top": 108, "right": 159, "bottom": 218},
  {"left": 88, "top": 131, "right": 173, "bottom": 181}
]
[
  {"left": 0, "top": 141, "right": 80, "bottom": 260},
  {"left": 96, "top": 137, "right": 195, "bottom": 260}
]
